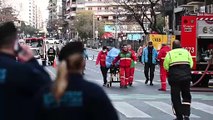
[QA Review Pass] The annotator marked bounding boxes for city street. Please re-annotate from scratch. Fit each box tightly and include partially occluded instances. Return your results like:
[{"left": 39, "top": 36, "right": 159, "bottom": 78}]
[{"left": 45, "top": 49, "right": 213, "bottom": 120}]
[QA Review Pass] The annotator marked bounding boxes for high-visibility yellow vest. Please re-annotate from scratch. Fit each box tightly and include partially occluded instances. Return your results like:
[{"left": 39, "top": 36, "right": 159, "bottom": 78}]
[{"left": 163, "top": 48, "right": 193, "bottom": 71}]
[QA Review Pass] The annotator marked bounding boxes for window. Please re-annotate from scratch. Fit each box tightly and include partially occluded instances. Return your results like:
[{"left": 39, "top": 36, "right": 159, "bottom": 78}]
[
  {"left": 105, "top": 7, "right": 109, "bottom": 10},
  {"left": 98, "top": 7, "right": 101, "bottom": 11},
  {"left": 88, "top": 7, "right": 92, "bottom": 10}
]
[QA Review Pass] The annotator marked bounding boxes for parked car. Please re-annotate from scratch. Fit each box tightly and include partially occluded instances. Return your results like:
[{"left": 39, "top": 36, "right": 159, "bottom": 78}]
[{"left": 45, "top": 38, "right": 60, "bottom": 44}]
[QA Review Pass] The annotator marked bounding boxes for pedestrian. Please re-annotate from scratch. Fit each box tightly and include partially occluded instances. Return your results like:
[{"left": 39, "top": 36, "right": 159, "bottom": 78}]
[
  {"left": 47, "top": 46, "right": 56, "bottom": 65},
  {"left": 142, "top": 41, "right": 158, "bottom": 86},
  {"left": 56, "top": 46, "right": 60, "bottom": 57},
  {"left": 164, "top": 40, "right": 193, "bottom": 120},
  {"left": 83, "top": 48, "right": 89, "bottom": 60},
  {"left": 0, "top": 21, "right": 51, "bottom": 120},
  {"left": 137, "top": 44, "right": 145, "bottom": 62},
  {"left": 157, "top": 43, "right": 171, "bottom": 91},
  {"left": 35, "top": 42, "right": 119, "bottom": 120},
  {"left": 113, "top": 44, "right": 136, "bottom": 88},
  {"left": 127, "top": 44, "right": 137, "bottom": 86},
  {"left": 96, "top": 46, "right": 109, "bottom": 86}
]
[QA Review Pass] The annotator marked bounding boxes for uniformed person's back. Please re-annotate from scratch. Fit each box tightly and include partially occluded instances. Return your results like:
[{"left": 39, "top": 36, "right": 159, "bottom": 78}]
[
  {"left": 35, "top": 42, "right": 119, "bottom": 120},
  {"left": 164, "top": 40, "right": 193, "bottom": 120},
  {"left": 0, "top": 22, "right": 51, "bottom": 120}
]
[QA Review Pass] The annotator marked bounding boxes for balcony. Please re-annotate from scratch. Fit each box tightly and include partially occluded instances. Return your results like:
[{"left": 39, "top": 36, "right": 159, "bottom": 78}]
[
  {"left": 71, "top": 3, "right": 77, "bottom": 8},
  {"left": 186, "top": 0, "right": 204, "bottom": 5},
  {"left": 85, "top": 1, "right": 116, "bottom": 7}
]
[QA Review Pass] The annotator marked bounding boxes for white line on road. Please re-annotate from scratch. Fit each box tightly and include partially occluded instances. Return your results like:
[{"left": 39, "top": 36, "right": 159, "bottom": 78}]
[
  {"left": 135, "top": 80, "right": 160, "bottom": 85},
  {"left": 192, "top": 102, "right": 213, "bottom": 115},
  {"left": 113, "top": 102, "right": 152, "bottom": 118},
  {"left": 144, "top": 101, "right": 200, "bottom": 118}
]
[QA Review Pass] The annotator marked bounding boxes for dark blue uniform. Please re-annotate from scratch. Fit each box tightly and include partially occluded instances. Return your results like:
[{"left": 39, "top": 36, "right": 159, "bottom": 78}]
[
  {"left": 0, "top": 52, "right": 51, "bottom": 120},
  {"left": 35, "top": 73, "right": 118, "bottom": 120}
]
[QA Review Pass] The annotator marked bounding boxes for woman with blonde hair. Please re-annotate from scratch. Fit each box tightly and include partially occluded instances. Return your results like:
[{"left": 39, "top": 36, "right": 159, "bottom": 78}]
[{"left": 35, "top": 42, "right": 118, "bottom": 120}]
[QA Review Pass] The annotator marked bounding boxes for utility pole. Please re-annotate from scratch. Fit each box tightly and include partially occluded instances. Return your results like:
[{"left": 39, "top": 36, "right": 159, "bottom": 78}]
[
  {"left": 92, "top": 14, "right": 95, "bottom": 47},
  {"left": 115, "top": 0, "right": 118, "bottom": 48}
]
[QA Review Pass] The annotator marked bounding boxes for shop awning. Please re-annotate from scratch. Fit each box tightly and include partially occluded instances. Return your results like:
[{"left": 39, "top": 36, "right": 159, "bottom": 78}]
[{"left": 101, "top": 32, "right": 114, "bottom": 39}]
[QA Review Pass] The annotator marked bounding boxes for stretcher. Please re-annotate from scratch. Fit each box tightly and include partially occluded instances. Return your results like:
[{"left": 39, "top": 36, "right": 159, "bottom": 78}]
[{"left": 107, "top": 65, "right": 120, "bottom": 87}]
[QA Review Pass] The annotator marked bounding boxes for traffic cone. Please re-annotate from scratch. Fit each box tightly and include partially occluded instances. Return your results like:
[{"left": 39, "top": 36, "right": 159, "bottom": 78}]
[{"left": 52, "top": 58, "right": 57, "bottom": 68}]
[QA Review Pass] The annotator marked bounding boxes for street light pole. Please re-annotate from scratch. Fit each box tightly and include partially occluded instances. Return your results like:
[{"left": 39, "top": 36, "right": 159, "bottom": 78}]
[
  {"left": 92, "top": 14, "right": 95, "bottom": 47},
  {"left": 115, "top": 0, "right": 119, "bottom": 48}
]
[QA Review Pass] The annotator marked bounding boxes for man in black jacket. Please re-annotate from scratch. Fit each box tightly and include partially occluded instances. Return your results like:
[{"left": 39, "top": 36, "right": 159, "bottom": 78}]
[{"left": 0, "top": 22, "right": 51, "bottom": 120}]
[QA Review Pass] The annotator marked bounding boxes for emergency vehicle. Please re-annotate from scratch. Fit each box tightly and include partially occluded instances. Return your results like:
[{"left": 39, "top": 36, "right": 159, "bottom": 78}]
[
  {"left": 25, "top": 38, "right": 47, "bottom": 65},
  {"left": 181, "top": 15, "right": 213, "bottom": 87}
]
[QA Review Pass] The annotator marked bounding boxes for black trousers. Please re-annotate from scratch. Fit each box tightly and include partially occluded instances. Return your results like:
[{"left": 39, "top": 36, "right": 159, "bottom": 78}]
[
  {"left": 100, "top": 66, "right": 108, "bottom": 84},
  {"left": 169, "top": 79, "right": 191, "bottom": 120},
  {"left": 144, "top": 63, "right": 155, "bottom": 83}
]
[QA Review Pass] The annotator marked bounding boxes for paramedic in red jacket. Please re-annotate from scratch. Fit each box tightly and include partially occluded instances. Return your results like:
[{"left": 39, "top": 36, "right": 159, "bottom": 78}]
[
  {"left": 127, "top": 44, "right": 137, "bottom": 86},
  {"left": 96, "top": 46, "right": 108, "bottom": 86},
  {"left": 157, "top": 44, "right": 171, "bottom": 91},
  {"left": 113, "top": 44, "right": 136, "bottom": 88}
]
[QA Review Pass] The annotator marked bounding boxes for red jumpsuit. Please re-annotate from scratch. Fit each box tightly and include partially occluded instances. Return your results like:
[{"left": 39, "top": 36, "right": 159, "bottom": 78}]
[
  {"left": 129, "top": 49, "right": 137, "bottom": 85},
  {"left": 113, "top": 51, "right": 136, "bottom": 87},
  {"left": 157, "top": 45, "right": 171, "bottom": 91}
]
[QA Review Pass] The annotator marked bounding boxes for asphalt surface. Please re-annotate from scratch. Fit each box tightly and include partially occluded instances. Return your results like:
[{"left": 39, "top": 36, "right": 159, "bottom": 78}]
[{"left": 45, "top": 48, "right": 213, "bottom": 120}]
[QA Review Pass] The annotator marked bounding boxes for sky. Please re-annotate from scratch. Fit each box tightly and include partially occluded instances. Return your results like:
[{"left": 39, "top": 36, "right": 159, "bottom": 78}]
[{"left": 37, "top": 0, "right": 49, "bottom": 22}]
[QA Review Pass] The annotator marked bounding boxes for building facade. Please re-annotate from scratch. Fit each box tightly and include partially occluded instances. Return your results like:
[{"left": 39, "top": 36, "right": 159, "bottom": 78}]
[
  {"left": 0, "top": 0, "right": 44, "bottom": 29},
  {"left": 65, "top": 0, "right": 147, "bottom": 40}
]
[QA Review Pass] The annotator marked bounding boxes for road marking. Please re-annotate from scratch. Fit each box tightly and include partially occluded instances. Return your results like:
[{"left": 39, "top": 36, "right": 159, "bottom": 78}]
[
  {"left": 144, "top": 101, "right": 200, "bottom": 118},
  {"left": 113, "top": 102, "right": 152, "bottom": 118},
  {"left": 135, "top": 80, "right": 160, "bottom": 85},
  {"left": 192, "top": 102, "right": 213, "bottom": 115}
]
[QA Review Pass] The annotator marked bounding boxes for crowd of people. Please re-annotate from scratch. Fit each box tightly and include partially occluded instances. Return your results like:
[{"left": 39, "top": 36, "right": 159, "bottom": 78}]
[
  {"left": 96, "top": 41, "right": 169, "bottom": 90},
  {"left": 0, "top": 21, "right": 194, "bottom": 120},
  {"left": 96, "top": 39, "right": 193, "bottom": 120},
  {"left": 0, "top": 22, "right": 119, "bottom": 120}
]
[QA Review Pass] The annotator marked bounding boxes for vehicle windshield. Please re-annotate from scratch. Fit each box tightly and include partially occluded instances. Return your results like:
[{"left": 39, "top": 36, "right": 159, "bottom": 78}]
[
  {"left": 26, "top": 39, "right": 43, "bottom": 47},
  {"left": 31, "top": 49, "right": 39, "bottom": 56}
]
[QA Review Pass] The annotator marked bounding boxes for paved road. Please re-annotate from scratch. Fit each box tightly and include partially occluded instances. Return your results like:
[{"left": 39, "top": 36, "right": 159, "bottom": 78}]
[{"left": 45, "top": 49, "right": 213, "bottom": 120}]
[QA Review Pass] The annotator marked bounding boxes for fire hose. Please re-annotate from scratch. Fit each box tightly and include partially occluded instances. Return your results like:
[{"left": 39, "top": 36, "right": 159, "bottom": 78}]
[{"left": 191, "top": 53, "right": 213, "bottom": 87}]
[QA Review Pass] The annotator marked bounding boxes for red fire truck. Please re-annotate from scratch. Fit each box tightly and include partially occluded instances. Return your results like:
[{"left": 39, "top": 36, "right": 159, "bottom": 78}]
[
  {"left": 181, "top": 15, "right": 213, "bottom": 87},
  {"left": 25, "top": 38, "right": 47, "bottom": 64}
]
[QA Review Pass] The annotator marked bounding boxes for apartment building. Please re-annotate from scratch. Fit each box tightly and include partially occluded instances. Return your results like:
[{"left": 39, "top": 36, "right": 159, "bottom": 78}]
[
  {"left": 48, "top": 0, "right": 57, "bottom": 21},
  {"left": 66, "top": 0, "right": 147, "bottom": 40},
  {"left": 0, "top": 0, "right": 43, "bottom": 29}
]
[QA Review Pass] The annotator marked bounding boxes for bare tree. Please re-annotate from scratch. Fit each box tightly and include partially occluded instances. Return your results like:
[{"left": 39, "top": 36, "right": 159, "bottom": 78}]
[
  {"left": 0, "top": 7, "right": 17, "bottom": 23},
  {"left": 114, "top": 0, "right": 161, "bottom": 34}
]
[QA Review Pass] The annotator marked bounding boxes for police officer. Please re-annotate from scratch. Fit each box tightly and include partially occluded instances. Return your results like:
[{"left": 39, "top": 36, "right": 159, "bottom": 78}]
[
  {"left": 47, "top": 46, "right": 56, "bottom": 65},
  {"left": 164, "top": 40, "right": 193, "bottom": 120},
  {"left": 35, "top": 42, "right": 118, "bottom": 120},
  {"left": 0, "top": 22, "right": 51, "bottom": 120}
]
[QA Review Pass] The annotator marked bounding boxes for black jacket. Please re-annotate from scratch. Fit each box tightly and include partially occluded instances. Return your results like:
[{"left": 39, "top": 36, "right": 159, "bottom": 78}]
[
  {"left": 35, "top": 73, "right": 119, "bottom": 120},
  {"left": 0, "top": 52, "right": 51, "bottom": 120},
  {"left": 168, "top": 64, "right": 192, "bottom": 82}
]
